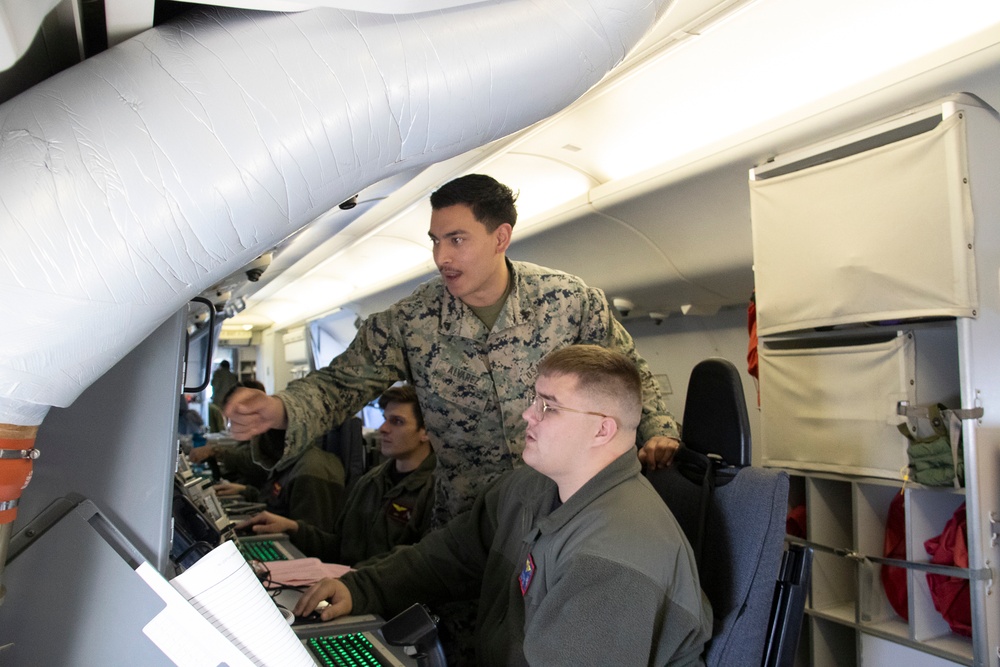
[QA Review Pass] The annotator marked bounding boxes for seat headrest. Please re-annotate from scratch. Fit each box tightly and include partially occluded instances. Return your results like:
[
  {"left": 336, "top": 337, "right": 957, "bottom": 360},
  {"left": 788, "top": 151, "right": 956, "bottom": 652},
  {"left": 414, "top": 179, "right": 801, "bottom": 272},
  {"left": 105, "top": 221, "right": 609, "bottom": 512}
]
[{"left": 681, "top": 358, "right": 751, "bottom": 467}]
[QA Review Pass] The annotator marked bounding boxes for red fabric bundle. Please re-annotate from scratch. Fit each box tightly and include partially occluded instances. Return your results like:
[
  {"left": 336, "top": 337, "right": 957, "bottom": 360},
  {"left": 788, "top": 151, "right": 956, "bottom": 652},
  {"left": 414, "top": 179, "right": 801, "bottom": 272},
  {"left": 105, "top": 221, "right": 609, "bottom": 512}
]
[
  {"left": 881, "top": 493, "right": 908, "bottom": 620},
  {"left": 924, "top": 503, "right": 972, "bottom": 637},
  {"left": 786, "top": 504, "right": 806, "bottom": 539}
]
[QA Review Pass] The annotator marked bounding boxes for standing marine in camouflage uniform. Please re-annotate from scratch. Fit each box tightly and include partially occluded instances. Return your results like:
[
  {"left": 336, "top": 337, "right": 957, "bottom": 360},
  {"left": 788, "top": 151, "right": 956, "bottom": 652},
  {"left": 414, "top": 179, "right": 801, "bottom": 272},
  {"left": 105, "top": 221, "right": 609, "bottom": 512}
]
[{"left": 227, "top": 174, "right": 680, "bottom": 526}]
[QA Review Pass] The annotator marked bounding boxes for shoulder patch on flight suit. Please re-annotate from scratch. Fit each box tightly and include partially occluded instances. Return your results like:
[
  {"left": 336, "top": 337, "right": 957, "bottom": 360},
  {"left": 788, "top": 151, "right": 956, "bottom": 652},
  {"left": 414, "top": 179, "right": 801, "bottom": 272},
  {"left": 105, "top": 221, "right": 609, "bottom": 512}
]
[
  {"left": 519, "top": 553, "right": 535, "bottom": 595},
  {"left": 386, "top": 501, "right": 414, "bottom": 525}
]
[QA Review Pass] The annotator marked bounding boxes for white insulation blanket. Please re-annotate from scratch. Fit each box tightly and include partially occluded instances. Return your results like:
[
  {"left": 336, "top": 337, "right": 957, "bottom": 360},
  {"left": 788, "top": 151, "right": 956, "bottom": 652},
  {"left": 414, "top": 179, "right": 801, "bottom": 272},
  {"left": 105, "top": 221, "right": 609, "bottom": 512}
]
[{"left": 0, "top": 0, "right": 666, "bottom": 426}]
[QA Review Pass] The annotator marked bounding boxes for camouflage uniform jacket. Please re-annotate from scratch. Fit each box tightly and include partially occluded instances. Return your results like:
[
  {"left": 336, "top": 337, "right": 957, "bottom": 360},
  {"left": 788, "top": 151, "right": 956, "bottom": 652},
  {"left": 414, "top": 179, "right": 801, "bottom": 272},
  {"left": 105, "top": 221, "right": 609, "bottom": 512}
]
[{"left": 255, "top": 260, "right": 678, "bottom": 523}]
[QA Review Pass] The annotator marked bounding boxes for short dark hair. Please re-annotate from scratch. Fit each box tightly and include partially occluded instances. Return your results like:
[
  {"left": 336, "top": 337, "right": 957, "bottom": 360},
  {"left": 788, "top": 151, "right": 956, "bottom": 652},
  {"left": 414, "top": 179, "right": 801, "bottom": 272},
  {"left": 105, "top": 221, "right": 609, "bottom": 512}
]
[
  {"left": 378, "top": 384, "right": 425, "bottom": 430},
  {"left": 429, "top": 174, "right": 518, "bottom": 232},
  {"left": 218, "top": 360, "right": 230, "bottom": 368},
  {"left": 537, "top": 345, "right": 642, "bottom": 430}
]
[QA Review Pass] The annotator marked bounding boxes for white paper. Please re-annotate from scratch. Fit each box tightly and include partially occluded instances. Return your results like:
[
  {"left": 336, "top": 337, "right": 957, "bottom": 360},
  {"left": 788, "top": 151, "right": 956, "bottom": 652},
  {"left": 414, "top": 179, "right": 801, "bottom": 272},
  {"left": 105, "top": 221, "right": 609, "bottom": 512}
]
[
  {"left": 137, "top": 562, "right": 256, "bottom": 667},
  {"left": 169, "top": 541, "right": 315, "bottom": 667}
]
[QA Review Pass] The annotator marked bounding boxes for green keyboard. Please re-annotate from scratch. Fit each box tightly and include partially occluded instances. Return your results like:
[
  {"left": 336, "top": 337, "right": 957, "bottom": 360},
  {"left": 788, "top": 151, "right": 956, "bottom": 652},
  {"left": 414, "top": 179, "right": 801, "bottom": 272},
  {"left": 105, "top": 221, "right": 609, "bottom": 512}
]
[
  {"left": 306, "top": 632, "right": 388, "bottom": 667},
  {"left": 237, "top": 539, "right": 288, "bottom": 562}
]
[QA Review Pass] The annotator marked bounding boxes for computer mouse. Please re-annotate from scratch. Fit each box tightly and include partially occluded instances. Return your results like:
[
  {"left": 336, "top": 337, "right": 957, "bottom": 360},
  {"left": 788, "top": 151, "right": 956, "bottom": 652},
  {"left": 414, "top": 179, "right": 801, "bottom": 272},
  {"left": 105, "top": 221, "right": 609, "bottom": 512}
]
[{"left": 297, "top": 599, "right": 330, "bottom": 623}]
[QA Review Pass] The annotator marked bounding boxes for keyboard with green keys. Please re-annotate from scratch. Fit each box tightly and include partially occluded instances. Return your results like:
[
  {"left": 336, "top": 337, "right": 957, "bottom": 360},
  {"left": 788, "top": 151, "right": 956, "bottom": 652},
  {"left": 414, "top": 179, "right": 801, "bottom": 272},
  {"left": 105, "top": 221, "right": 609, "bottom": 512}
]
[
  {"left": 237, "top": 538, "right": 290, "bottom": 562},
  {"left": 306, "top": 632, "right": 390, "bottom": 667}
]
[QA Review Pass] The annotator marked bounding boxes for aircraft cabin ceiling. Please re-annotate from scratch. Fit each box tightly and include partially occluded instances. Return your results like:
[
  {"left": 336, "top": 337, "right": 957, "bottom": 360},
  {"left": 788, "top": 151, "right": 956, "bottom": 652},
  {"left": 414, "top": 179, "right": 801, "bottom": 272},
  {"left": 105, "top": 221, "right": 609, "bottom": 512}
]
[
  {"left": 3, "top": 0, "right": 1000, "bottom": 345},
  {"left": 229, "top": 0, "right": 1000, "bottom": 336}
]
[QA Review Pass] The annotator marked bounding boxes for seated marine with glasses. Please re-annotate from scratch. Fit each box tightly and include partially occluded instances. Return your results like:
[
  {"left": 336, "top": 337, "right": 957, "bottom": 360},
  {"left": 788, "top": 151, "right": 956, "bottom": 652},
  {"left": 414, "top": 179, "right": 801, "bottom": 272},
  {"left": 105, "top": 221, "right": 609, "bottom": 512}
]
[{"left": 294, "top": 344, "right": 712, "bottom": 667}]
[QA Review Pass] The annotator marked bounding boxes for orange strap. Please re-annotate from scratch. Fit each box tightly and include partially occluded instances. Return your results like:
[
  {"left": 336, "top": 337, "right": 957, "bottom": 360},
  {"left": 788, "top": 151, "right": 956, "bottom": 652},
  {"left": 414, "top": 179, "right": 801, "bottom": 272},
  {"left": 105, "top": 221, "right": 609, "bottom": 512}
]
[{"left": 0, "top": 425, "right": 39, "bottom": 524}]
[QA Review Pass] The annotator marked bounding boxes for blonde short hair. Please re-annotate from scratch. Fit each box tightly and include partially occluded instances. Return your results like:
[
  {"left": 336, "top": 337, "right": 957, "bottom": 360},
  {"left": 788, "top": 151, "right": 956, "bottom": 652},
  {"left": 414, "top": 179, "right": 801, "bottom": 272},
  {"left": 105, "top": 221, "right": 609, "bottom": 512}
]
[{"left": 537, "top": 344, "right": 642, "bottom": 430}]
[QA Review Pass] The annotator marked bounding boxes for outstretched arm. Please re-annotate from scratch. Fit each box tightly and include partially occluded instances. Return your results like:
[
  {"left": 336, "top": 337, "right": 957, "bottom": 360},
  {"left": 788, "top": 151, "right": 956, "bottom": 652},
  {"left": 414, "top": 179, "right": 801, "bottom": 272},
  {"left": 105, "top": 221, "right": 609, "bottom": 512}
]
[{"left": 224, "top": 387, "right": 288, "bottom": 441}]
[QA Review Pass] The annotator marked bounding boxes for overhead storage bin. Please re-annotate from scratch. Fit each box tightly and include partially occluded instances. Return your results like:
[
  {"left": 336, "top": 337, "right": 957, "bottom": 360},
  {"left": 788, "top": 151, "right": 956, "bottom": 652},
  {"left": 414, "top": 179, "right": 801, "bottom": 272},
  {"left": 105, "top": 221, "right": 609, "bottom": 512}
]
[
  {"left": 759, "top": 332, "right": 915, "bottom": 479},
  {"left": 750, "top": 107, "right": 977, "bottom": 336},
  {"left": 750, "top": 94, "right": 1000, "bottom": 667}
]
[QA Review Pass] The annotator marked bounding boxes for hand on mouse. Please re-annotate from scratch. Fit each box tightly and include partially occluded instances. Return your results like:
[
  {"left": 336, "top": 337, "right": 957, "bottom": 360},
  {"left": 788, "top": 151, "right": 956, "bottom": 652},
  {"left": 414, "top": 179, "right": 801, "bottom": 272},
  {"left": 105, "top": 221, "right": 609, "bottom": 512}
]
[
  {"left": 294, "top": 578, "right": 353, "bottom": 621},
  {"left": 301, "top": 599, "right": 330, "bottom": 621}
]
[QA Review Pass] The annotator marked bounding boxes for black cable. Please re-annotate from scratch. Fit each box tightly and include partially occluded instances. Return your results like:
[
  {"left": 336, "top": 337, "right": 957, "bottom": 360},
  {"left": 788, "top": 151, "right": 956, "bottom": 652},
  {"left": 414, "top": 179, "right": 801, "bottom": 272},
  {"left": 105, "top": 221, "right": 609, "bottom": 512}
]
[{"left": 266, "top": 583, "right": 309, "bottom": 597}]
